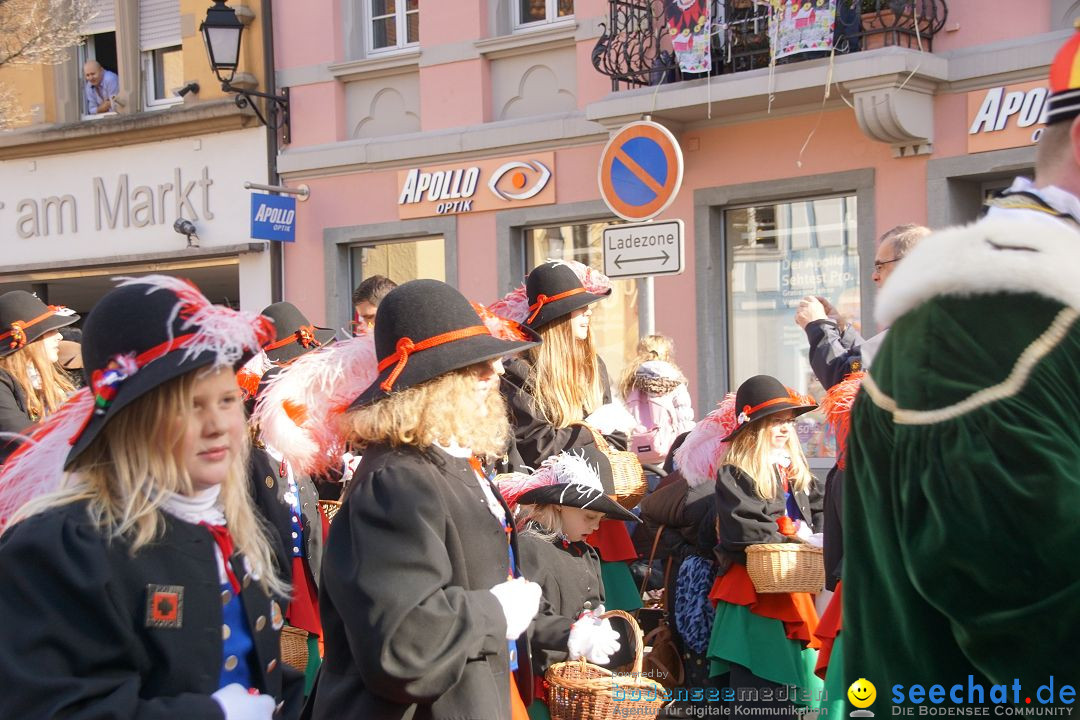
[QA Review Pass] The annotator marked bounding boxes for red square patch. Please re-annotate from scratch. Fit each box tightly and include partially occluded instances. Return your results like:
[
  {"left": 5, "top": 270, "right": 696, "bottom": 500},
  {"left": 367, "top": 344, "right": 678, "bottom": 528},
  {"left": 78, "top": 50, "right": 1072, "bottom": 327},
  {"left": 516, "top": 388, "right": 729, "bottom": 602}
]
[{"left": 145, "top": 584, "right": 184, "bottom": 629}]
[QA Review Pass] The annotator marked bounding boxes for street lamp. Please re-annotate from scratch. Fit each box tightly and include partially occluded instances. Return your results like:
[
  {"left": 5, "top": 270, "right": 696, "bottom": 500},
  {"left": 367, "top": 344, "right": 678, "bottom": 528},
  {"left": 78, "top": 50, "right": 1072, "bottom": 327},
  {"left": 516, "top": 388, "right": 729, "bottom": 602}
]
[{"left": 200, "top": 0, "right": 289, "bottom": 142}]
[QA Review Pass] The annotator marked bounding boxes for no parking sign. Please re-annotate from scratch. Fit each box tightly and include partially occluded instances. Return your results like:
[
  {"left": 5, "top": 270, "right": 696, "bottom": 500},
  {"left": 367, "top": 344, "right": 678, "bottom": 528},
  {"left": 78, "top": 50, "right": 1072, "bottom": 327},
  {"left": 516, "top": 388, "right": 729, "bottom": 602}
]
[{"left": 598, "top": 121, "right": 684, "bottom": 222}]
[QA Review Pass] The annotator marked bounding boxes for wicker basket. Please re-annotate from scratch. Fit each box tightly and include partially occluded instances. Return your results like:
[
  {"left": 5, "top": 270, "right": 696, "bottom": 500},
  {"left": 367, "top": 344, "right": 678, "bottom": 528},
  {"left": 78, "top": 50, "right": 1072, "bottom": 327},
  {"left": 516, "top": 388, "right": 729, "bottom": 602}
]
[
  {"left": 578, "top": 424, "right": 647, "bottom": 510},
  {"left": 280, "top": 624, "right": 309, "bottom": 670},
  {"left": 546, "top": 610, "right": 667, "bottom": 720},
  {"left": 745, "top": 542, "right": 825, "bottom": 594},
  {"left": 318, "top": 499, "right": 342, "bottom": 524}
]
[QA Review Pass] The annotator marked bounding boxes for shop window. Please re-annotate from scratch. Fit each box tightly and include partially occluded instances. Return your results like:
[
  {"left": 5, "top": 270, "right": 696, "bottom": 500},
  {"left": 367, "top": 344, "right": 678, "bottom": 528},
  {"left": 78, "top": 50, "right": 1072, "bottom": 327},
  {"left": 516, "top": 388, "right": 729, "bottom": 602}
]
[
  {"left": 349, "top": 236, "right": 445, "bottom": 329},
  {"left": 368, "top": 0, "right": 420, "bottom": 53},
  {"left": 524, "top": 221, "right": 639, "bottom": 384},
  {"left": 79, "top": 31, "right": 119, "bottom": 118},
  {"left": 725, "top": 194, "right": 859, "bottom": 460},
  {"left": 143, "top": 46, "right": 183, "bottom": 107},
  {"left": 515, "top": 0, "right": 573, "bottom": 29}
]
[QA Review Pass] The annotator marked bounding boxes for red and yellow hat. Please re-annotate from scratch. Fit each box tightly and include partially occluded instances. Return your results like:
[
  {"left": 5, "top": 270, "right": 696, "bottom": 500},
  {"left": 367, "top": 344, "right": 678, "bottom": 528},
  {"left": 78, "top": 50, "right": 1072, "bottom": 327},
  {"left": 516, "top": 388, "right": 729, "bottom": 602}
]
[{"left": 1047, "top": 22, "right": 1080, "bottom": 125}]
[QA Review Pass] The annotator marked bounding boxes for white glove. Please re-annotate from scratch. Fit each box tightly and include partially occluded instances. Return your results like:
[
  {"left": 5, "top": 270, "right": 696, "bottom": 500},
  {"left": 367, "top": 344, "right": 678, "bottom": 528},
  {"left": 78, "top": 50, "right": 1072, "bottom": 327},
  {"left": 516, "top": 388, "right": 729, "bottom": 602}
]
[
  {"left": 211, "top": 683, "right": 276, "bottom": 720},
  {"left": 489, "top": 577, "right": 542, "bottom": 640},
  {"left": 803, "top": 532, "right": 824, "bottom": 548},
  {"left": 567, "top": 609, "right": 621, "bottom": 665},
  {"left": 793, "top": 519, "right": 814, "bottom": 541}
]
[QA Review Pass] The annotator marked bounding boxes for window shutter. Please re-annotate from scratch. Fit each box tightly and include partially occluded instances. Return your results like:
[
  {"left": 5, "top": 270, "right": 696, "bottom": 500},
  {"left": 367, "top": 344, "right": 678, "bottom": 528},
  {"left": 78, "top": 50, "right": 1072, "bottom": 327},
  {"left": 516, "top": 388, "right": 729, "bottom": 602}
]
[
  {"left": 82, "top": 0, "right": 115, "bottom": 34},
  {"left": 139, "top": 0, "right": 181, "bottom": 50}
]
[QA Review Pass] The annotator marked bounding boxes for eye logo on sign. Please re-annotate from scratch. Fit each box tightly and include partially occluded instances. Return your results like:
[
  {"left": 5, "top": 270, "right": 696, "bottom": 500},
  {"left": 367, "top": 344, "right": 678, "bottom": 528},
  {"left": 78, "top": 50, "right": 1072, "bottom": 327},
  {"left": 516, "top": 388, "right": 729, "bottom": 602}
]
[{"left": 488, "top": 160, "right": 552, "bottom": 201}]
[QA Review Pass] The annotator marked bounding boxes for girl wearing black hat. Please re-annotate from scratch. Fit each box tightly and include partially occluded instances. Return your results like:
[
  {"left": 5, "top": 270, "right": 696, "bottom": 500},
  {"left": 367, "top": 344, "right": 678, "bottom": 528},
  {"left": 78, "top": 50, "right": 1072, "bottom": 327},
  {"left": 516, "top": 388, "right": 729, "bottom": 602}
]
[
  {"left": 498, "top": 449, "right": 639, "bottom": 719},
  {"left": 0, "top": 290, "right": 79, "bottom": 443},
  {"left": 311, "top": 279, "right": 543, "bottom": 720},
  {"left": 492, "top": 261, "right": 643, "bottom": 614},
  {"left": 705, "top": 375, "right": 824, "bottom": 717},
  {"left": 0, "top": 276, "right": 302, "bottom": 720}
]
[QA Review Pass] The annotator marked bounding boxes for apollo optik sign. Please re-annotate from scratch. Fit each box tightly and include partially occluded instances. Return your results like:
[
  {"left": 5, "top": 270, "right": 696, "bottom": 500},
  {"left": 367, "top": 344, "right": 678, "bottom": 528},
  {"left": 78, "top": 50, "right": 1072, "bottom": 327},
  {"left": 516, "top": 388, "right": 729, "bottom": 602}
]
[
  {"left": 396, "top": 152, "right": 555, "bottom": 219},
  {"left": 966, "top": 81, "right": 1048, "bottom": 154}
]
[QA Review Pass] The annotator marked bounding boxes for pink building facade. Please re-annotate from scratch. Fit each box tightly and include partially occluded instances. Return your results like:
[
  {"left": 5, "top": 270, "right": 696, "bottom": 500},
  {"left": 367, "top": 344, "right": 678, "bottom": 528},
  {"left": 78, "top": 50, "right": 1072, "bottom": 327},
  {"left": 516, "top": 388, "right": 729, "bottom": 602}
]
[{"left": 272, "top": 0, "right": 1074, "bottom": 463}]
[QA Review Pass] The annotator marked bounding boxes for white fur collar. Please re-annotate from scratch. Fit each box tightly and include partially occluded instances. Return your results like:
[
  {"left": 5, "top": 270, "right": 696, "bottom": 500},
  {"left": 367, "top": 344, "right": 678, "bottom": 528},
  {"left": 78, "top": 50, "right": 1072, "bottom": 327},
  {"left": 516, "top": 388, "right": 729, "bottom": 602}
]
[{"left": 875, "top": 217, "right": 1080, "bottom": 328}]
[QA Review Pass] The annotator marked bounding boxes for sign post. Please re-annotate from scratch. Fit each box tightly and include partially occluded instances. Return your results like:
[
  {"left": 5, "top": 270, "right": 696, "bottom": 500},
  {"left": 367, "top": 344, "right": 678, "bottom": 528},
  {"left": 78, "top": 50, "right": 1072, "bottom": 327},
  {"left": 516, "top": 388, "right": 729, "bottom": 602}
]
[{"left": 598, "top": 120, "right": 683, "bottom": 223}]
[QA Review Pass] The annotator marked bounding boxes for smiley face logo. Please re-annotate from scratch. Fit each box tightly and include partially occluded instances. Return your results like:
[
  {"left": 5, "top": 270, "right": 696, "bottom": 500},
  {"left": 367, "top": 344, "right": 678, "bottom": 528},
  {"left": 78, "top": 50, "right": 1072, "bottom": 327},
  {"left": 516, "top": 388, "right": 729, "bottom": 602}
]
[{"left": 848, "top": 678, "right": 877, "bottom": 710}]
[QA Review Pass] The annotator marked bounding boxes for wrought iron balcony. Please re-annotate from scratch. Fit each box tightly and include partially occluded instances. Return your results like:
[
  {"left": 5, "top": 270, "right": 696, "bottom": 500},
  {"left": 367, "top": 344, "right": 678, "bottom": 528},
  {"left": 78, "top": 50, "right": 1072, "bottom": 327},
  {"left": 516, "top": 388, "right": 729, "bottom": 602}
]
[{"left": 592, "top": 0, "right": 948, "bottom": 91}]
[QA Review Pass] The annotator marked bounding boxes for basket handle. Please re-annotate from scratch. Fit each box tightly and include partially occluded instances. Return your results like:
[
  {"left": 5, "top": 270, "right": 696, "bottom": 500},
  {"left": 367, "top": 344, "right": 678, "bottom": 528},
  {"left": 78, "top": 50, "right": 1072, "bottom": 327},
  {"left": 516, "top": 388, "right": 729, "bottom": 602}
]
[
  {"left": 574, "top": 421, "right": 611, "bottom": 453},
  {"left": 599, "top": 609, "right": 645, "bottom": 674}
]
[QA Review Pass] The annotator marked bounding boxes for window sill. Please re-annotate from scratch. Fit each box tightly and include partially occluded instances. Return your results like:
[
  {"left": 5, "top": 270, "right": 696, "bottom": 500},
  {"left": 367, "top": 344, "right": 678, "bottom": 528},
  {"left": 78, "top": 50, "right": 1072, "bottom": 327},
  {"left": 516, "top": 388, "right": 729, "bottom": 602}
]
[
  {"left": 474, "top": 21, "right": 578, "bottom": 60},
  {"left": 328, "top": 48, "right": 422, "bottom": 82},
  {"left": 0, "top": 99, "right": 261, "bottom": 161}
]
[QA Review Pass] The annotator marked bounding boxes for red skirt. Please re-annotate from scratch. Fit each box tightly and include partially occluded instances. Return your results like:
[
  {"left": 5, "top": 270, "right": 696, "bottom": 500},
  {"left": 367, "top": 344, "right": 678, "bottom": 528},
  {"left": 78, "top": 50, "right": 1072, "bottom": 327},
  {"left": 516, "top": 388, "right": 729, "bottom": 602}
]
[
  {"left": 709, "top": 563, "right": 820, "bottom": 649},
  {"left": 586, "top": 519, "right": 637, "bottom": 562},
  {"left": 813, "top": 581, "right": 842, "bottom": 679}
]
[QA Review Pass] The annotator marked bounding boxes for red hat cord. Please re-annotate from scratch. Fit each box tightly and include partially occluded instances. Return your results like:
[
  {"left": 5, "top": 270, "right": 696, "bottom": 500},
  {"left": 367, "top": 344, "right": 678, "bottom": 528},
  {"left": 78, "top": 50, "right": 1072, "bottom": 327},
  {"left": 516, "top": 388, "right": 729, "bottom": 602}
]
[
  {"left": 376, "top": 325, "right": 491, "bottom": 393},
  {"left": 262, "top": 325, "right": 321, "bottom": 353},
  {"left": 253, "top": 334, "right": 379, "bottom": 476},
  {"left": 488, "top": 259, "right": 612, "bottom": 324},
  {"left": 0, "top": 305, "right": 75, "bottom": 351}
]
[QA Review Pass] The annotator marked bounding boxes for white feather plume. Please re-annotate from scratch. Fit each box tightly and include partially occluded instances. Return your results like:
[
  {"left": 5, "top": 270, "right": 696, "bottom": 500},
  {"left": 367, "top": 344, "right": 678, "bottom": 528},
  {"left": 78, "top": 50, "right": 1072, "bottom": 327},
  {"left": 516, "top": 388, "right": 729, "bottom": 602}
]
[
  {"left": 253, "top": 334, "right": 379, "bottom": 475},
  {"left": 115, "top": 275, "right": 274, "bottom": 367}
]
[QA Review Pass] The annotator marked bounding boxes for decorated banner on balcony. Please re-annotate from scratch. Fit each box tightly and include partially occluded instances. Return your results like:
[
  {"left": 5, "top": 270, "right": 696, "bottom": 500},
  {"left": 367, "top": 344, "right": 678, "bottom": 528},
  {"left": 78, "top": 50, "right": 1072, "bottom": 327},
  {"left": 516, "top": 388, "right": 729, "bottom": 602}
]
[
  {"left": 769, "top": 0, "right": 837, "bottom": 59},
  {"left": 665, "top": 0, "right": 712, "bottom": 74}
]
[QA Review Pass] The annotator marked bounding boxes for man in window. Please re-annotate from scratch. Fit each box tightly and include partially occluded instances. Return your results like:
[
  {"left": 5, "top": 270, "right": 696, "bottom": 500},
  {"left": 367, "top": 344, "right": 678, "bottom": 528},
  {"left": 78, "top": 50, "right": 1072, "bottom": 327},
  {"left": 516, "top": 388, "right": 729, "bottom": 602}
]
[{"left": 83, "top": 60, "right": 119, "bottom": 115}]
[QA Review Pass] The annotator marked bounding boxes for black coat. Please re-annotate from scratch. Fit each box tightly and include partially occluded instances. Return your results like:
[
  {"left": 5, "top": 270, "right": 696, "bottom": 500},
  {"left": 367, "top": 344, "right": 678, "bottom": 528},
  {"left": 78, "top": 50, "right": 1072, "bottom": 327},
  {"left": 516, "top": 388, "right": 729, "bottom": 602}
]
[
  {"left": 500, "top": 356, "right": 618, "bottom": 469},
  {"left": 0, "top": 368, "right": 32, "bottom": 462},
  {"left": 0, "top": 501, "right": 304, "bottom": 719},
  {"left": 714, "top": 464, "right": 823, "bottom": 567},
  {"left": 312, "top": 444, "right": 532, "bottom": 719},
  {"left": 519, "top": 534, "right": 634, "bottom": 677},
  {"left": 249, "top": 446, "right": 324, "bottom": 588},
  {"left": 804, "top": 319, "right": 863, "bottom": 390}
]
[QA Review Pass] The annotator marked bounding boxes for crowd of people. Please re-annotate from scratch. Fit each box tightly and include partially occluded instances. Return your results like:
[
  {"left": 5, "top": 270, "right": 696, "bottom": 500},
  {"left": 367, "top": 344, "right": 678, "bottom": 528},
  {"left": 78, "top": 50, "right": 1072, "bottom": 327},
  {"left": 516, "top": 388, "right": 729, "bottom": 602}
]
[{"left": 0, "top": 32, "right": 1077, "bottom": 720}]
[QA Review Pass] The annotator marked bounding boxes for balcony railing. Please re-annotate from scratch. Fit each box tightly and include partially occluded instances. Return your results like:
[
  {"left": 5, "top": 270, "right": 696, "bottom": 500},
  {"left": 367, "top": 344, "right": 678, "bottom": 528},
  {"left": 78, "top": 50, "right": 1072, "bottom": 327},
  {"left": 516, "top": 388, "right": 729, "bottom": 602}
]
[{"left": 592, "top": 0, "right": 948, "bottom": 91}]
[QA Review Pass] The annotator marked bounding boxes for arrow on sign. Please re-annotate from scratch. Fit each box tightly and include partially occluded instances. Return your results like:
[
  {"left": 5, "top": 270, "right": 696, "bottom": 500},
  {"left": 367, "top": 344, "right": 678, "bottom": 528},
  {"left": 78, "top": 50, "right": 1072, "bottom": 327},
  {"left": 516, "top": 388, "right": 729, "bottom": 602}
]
[{"left": 614, "top": 250, "right": 671, "bottom": 269}]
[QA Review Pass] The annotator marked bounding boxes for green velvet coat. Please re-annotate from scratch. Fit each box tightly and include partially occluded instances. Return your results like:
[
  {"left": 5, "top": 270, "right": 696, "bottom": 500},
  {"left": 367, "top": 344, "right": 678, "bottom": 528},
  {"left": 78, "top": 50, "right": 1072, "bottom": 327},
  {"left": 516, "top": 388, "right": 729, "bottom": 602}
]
[{"left": 844, "top": 215, "right": 1080, "bottom": 705}]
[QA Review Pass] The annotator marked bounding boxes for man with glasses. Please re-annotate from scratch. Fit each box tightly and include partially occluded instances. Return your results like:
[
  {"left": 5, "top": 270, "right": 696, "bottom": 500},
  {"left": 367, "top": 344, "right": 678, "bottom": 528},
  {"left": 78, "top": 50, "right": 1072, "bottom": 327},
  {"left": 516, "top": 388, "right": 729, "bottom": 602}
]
[{"left": 794, "top": 223, "right": 930, "bottom": 389}]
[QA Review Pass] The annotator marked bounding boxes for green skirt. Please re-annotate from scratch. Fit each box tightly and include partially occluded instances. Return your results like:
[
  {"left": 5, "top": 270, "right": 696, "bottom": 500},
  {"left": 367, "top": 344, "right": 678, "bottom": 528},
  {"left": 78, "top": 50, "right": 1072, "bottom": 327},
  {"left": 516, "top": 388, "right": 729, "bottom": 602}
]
[
  {"left": 706, "top": 600, "right": 822, "bottom": 704},
  {"left": 599, "top": 560, "right": 642, "bottom": 612},
  {"left": 819, "top": 631, "right": 847, "bottom": 715}
]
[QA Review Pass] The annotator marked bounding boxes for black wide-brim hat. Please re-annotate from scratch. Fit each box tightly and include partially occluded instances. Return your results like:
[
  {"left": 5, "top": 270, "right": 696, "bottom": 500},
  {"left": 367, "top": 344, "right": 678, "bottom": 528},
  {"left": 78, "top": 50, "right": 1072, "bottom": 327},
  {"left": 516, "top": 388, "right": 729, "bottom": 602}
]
[
  {"left": 66, "top": 279, "right": 268, "bottom": 468},
  {"left": 721, "top": 374, "right": 818, "bottom": 442},
  {"left": 518, "top": 446, "right": 638, "bottom": 523},
  {"left": 0, "top": 290, "right": 79, "bottom": 358},
  {"left": 260, "top": 301, "right": 336, "bottom": 364},
  {"left": 524, "top": 262, "right": 611, "bottom": 331},
  {"left": 348, "top": 279, "right": 540, "bottom": 409}
]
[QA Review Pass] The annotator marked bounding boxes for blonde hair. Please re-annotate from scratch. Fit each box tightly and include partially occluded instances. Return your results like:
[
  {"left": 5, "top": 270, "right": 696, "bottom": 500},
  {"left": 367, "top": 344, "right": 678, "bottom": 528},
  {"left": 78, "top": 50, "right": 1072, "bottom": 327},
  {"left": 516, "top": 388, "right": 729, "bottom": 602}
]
[
  {"left": 0, "top": 338, "right": 75, "bottom": 421},
  {"left": 723, "top": 416, "right": 814, "bottom": 500},
  {"left": 518, "top": 504, "right": 563, "bottom": 542},
  {"left": 10, "top": 370, "right": 288, "bottom": 598},
  {"left": 618, "top": 334, "right": 678, "bottom": 399},
  {"left": 345, "top": 363, "right": 510, "bottom": 461},
  {"left": 527, "top": 316, "right": 604, "bottom": 428}
]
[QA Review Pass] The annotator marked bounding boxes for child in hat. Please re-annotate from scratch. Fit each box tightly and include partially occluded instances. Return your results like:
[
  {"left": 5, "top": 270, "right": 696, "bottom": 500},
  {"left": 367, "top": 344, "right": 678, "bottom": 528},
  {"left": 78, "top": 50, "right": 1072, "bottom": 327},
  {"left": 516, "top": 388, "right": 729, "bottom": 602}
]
[
  {"left": 0, "top": 290, "right": 79, "bottom": 443},
  {"left": 310, "top": 279, "right": 543, "bottom": 720},
  {"left": 491, "top": 260, "right": 643, "bottom": 613},
  {"left": 0, "top": 276, "right": 301, "bottom": 719},
  {"left": 706, "top": 374, "right": 824, "bottom": 716},
  {"left": 498, "top": 449, "right": 638, "bottom": 719}
]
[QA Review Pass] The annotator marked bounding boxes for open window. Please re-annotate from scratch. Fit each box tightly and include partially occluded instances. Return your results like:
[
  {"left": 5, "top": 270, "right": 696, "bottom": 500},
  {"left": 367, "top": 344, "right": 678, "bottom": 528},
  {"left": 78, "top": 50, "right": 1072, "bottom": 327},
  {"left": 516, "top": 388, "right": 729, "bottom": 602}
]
[{"left": 79, "top": 30, "right": 119, "bottom": 118}]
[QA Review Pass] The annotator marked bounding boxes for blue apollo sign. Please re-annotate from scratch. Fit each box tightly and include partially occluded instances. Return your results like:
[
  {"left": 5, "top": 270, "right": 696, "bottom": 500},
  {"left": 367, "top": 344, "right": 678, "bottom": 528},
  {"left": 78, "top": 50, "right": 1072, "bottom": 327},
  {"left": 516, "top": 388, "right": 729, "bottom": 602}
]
[{"left": 250, "top": 192, "right": 296, "bottom": 242}]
